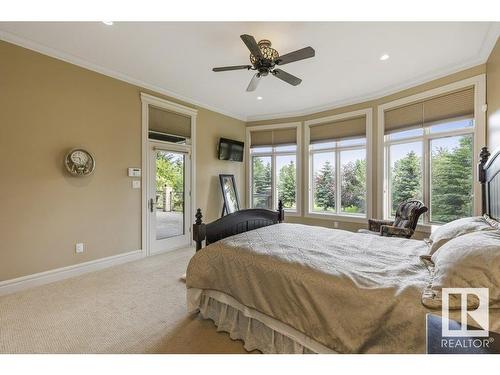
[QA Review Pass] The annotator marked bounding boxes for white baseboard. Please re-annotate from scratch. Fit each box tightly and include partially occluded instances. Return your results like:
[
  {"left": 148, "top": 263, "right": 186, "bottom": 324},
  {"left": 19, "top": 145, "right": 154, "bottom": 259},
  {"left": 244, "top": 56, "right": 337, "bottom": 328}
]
[{"left": 0, "top": 250, "right": 144, "bottom": 297}]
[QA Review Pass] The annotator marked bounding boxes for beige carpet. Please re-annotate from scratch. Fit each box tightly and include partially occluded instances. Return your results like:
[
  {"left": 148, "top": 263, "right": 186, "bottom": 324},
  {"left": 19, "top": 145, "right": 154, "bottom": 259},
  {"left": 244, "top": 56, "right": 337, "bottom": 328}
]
[{"left": 0, "top": 247, "right": 249, "bottom": 354}]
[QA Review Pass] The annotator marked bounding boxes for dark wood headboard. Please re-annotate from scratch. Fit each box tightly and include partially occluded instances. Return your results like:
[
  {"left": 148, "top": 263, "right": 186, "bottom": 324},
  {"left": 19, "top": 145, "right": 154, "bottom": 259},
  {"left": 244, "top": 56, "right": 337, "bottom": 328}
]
[{"left": 479, "top": 147, "right": 500, "bottom": 221}]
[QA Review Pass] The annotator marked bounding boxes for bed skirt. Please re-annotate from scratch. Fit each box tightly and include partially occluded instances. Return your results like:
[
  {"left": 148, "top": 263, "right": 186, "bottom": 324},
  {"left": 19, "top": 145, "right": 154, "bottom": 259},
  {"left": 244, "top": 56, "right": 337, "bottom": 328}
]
[{"left": 187, "top": 288, "right": 336, "bottom": 354}]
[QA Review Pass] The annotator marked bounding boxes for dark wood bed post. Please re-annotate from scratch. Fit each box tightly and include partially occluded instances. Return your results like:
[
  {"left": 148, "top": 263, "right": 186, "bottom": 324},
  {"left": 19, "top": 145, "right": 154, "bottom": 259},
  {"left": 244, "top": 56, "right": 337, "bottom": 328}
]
[
  {"left": 193, "top": 208, "right": 206, "bottom": 251},
  {"left": 278, "top": 199, "right": 284, "bottom": 223},
  {"left": 478, "top": 147, "right": 490, "bottom": 215}
]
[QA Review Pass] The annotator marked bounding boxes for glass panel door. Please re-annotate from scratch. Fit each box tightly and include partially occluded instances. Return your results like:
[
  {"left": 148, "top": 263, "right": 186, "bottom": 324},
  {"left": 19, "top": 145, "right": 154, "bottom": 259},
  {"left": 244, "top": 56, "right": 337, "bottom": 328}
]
[{"left": 149, "top": 145, "right": 190, "bottom": 253}]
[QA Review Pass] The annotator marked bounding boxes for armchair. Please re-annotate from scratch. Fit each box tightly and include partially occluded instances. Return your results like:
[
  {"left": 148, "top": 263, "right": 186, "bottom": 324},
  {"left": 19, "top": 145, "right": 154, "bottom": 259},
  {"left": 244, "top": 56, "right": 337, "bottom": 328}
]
[{"left": 361, "top": 199, "right": 428, "bottom": 239}]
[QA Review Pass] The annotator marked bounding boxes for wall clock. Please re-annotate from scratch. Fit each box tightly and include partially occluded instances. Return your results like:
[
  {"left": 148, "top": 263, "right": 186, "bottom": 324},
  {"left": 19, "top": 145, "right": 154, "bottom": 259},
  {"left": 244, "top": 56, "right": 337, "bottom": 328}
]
[{"left": 65, "top": 149, "right": 96, "bottom": 176}]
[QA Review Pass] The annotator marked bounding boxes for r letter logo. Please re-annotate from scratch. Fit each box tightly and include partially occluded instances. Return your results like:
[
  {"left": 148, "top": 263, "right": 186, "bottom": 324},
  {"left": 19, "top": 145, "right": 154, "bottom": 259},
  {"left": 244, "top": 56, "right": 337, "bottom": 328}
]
[{"left": 442, "top": 288, "right": 489, "bottom": 337}]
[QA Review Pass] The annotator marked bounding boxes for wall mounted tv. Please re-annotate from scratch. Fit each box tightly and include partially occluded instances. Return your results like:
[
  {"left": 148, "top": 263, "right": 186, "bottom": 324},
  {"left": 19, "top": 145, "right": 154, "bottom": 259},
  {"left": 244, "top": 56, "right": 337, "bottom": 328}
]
[{"left": 218, "top": 138, "right": 244, "bottom": 162}]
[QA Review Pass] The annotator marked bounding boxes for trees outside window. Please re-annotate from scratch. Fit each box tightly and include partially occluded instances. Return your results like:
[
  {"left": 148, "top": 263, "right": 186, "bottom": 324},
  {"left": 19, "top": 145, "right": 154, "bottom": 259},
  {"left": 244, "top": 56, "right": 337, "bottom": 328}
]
[
  {"left": 430, "top": 135, "right": 473, "bottom": 223},
  {"left": 252, "top": 156, "right": 272, "bottom": 209},
  {"left": 310, "top": 139, "right": 366, "bottom": 216},
  {"left": 277, "top": 158, "right": 296, "bottom": 209},
  {"left": 341, "top": 150, "right": 366, "bottom": 214},
  {"left": 250, "top": 145, "right": 298, "bottom": 212},
  {"left": 389, "top": 142, "right": 423, "bottom": 215},
  {"left": 386, "top": 118, "right": 474, "bottom": 224},
  {"left": 314, "top": 159, "right": 336, "bottom": 211}
]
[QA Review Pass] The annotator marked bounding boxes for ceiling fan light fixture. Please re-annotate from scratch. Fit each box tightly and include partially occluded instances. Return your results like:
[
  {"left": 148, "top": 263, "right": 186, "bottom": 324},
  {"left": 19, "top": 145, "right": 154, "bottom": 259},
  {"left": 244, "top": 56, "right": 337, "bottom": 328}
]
[
  {"left": 380, "top": 53, "right": 390, "bottom": 61},
  {"left": 250, "top": 40, "right": 279, "bottom": 65},
  {"left": 212, "top": 34, "right": 314, "bottom": 91}
]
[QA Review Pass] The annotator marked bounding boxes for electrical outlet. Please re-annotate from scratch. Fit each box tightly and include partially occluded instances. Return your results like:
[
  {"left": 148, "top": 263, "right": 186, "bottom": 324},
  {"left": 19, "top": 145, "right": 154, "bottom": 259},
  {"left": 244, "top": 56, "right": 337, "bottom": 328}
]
[{"left": 75, "top": 243, "right": 84, "bottom": 253}]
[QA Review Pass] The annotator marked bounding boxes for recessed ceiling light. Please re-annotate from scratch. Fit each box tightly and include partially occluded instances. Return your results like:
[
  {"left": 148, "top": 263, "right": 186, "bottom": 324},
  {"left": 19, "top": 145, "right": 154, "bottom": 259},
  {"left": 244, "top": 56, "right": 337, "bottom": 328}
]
[
  {"left": 102, "top": 21, "right": 114, "bottom": 26},
  {"left": 257, "top": 96, "right": 263, "bottom": 100},
  {"left": 380, "top": 54, "right": 390, "bottom": 61}
]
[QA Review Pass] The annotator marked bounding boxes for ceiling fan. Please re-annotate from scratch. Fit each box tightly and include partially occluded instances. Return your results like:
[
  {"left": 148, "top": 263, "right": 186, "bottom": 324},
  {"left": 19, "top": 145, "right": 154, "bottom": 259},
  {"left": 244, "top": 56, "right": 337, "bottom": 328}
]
[{"left": 212, "top": 34, "right": 315, "bottom": 92}]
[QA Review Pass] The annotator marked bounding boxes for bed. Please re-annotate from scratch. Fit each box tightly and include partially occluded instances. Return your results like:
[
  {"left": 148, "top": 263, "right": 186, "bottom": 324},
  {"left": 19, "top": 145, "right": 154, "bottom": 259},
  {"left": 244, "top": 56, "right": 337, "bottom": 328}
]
[{"left": 185, "top": 146, "right": 500, "bottom": 354}]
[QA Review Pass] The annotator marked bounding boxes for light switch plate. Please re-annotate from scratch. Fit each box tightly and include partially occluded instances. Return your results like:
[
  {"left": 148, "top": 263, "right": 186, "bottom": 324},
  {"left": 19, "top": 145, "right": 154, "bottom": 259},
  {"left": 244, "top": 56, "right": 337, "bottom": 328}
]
[
  {"left": 75, "top": 243, "right": 84, "bottom": 253},
  {"left": 132, "top": 180, "right": 141, "bottom": 189}
]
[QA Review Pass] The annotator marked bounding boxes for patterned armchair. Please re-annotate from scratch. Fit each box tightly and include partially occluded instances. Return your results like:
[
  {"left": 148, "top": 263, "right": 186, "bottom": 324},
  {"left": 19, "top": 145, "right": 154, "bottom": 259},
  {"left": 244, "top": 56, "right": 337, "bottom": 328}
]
[{"left": 363, "top": 199, "right": 428, "bottom": 239}]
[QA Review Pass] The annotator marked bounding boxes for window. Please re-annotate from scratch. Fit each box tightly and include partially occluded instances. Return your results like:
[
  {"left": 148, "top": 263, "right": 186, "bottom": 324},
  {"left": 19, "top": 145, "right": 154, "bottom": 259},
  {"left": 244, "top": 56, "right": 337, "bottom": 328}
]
[
  {"left": 387, "top": 140, "right": 423, "bottom": 216},
  {"left": 310, "top": 138, "right": 367, "bottom": 216},
  {"left": 248, "top": 125, "right": 300, "bottom": 212},
  {"left": 306, "top": 112, "right": 369, "bottom": 218},
  {"left": 383, "top": 87, "right": 476, "bottom": 224},
  {"left": 251, "top": 155, "right": 272, "bottom": 209}
]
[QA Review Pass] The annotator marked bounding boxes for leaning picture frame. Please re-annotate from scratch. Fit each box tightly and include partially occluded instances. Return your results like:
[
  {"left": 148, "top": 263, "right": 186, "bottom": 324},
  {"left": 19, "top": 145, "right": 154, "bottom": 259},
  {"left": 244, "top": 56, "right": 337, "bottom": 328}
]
[{"left": 219, "top": 174, "right": 240, "bottom": 216}]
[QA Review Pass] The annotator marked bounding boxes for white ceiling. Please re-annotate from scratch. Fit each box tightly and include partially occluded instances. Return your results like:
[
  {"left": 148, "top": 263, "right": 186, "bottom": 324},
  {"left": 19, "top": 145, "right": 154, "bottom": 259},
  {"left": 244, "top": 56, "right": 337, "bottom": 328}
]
[{"left": 1, "top": 22, "right": 499, "bottom": 121}]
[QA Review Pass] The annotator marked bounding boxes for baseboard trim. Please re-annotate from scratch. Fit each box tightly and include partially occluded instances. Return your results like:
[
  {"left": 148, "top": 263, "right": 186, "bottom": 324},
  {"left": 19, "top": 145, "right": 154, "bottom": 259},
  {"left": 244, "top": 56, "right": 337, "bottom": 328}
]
[{"left": 0, "top": 250, "right": 144, "bottom": 297}]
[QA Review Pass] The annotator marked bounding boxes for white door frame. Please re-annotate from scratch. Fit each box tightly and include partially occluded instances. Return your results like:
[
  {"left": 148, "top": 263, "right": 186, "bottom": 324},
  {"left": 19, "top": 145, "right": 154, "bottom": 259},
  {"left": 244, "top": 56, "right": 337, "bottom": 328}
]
[{"left": 141, "top": 93, "right": 197, "bottom": 256}]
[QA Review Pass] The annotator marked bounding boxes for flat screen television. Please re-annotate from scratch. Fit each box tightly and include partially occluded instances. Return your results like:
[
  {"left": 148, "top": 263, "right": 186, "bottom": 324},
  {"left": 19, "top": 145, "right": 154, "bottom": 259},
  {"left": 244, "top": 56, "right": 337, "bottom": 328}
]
[{"left": 218, "top": 138, "right": 244, "bottom": 162}]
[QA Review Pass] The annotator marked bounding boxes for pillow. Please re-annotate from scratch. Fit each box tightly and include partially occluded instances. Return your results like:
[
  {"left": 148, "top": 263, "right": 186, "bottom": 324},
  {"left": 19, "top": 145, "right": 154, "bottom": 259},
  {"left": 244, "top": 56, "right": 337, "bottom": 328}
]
[
  {"left": 427, "top": 216, "right": 494, "bottom": 255},
  {"left": 421, "top": 230, "right": 500, "bottom": 309}
]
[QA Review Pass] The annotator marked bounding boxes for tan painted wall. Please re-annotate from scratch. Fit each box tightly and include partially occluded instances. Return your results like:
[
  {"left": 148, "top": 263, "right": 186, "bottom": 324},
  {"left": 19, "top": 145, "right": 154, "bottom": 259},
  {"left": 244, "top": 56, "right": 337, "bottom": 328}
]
[
  {"left": 248, "top": 64, "right": 487, "bottom": 234},
  {"left": 0, "top": 41, "right": 245, "bottom": 281},
  {"left": 487, "top": 37, "right": 500, "bottom": 151}
]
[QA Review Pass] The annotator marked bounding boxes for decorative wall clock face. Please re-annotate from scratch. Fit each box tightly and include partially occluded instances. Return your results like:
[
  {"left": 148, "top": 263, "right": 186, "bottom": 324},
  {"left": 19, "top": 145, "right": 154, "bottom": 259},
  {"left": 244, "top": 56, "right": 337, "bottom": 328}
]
[{"left": 65, "top": 149, "right": 95, "bottom": 176}]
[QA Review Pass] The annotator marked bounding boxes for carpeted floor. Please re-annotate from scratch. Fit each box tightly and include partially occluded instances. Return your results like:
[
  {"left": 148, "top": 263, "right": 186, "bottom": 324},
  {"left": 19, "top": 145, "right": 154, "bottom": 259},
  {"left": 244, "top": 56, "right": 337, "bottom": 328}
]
[{"left": 0, "top": 247, "right": 249, "bottom": 354}]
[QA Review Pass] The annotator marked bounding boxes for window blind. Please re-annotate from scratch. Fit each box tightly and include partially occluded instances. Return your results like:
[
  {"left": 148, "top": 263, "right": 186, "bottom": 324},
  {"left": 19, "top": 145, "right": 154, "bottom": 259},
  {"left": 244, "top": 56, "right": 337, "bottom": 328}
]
[
  {"left": 384, "top": 87, "right": 474, "bottom": 134},
  {"left": 149, "top": 105, "right": 191, "bottom": 138},
  {"left": 309, "top": 116, "right": 366, "bottom": 143},
  {"left": 250, "top": 127, "right": 297, "bottom": 147}
]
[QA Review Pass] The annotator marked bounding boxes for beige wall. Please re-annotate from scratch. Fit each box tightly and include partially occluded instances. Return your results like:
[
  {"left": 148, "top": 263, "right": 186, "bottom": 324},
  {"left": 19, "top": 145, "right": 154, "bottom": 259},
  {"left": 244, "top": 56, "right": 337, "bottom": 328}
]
[
  {"left": 0, "top": 40, "right": 245, "bottom": 281},
  {"left": 487, "top": 37, "right": 500, "bottom": 151},
  {"left": 248, "top": 64, "right": 487, "bottom": 234}
]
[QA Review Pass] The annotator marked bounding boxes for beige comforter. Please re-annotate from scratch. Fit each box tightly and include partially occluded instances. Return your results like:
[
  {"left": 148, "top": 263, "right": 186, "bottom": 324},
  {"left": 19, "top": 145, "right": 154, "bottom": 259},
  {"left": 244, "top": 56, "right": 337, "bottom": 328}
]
[{"left": 186, "top": 223, "right": 432, "bottom": 353}]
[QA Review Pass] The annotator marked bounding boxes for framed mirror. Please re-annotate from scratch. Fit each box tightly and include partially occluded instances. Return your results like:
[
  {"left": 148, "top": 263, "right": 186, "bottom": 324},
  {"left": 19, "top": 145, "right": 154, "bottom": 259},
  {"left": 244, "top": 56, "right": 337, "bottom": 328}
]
[{"left": 219, "top": 174, "right": 240, "bottom": 216}]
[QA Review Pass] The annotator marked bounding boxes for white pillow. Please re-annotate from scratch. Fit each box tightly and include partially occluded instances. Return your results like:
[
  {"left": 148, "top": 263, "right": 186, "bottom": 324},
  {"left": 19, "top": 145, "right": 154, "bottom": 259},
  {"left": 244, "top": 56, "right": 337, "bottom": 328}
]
[
  {"left": 421, "top": 230, "right": 500, "bottom": 309},
  {"left": 427, "top": 216, "right": 494, "bottom": 255}
]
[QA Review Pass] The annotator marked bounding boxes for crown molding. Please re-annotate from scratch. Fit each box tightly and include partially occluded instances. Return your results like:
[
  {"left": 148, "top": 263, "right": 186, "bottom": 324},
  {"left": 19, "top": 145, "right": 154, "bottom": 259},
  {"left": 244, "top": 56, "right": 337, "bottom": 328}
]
[
  {"left": 247, "top": 23, "right": 500, "bottom": 122},
  {"left": 2, "top": 23, "right": 498, "bottom": 124},
  {"left": 0, "top": 29, "right": 247, "bottom": 122},
  {"left": 247, "top": 57, "right": 487, "bottom": 122}
]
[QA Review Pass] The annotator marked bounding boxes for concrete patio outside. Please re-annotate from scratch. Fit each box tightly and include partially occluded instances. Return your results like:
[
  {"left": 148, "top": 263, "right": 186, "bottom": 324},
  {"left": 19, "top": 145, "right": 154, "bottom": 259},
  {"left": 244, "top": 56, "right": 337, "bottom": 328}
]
[{"left": 156, "top": 211, "right": 184, "bottom": 239}]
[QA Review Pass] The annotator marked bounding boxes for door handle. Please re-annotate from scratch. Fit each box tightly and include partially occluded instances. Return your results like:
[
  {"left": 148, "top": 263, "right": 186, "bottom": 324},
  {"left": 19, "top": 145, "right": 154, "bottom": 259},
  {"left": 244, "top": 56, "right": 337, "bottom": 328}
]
[{"left": 149, "top": 198, "right": 154, "bottom": 213}]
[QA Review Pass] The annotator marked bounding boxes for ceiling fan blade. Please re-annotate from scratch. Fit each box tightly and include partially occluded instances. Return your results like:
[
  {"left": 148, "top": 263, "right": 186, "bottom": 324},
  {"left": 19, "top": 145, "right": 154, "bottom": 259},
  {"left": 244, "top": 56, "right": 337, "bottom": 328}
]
[
  {"left": 213, "top": 65, "right": 252, "bottom": 72},
  {"left": 276, "top": 46, "right": 315, "bottom": 66},
  {"left": 246, "top": 73, "right": 261, "bottom": 92},
  {"left": 273, "top": 69, "right": 302, "bottom": 86},
  {"left": 240, "top": 34, "right": 263, "bottom": 59}
]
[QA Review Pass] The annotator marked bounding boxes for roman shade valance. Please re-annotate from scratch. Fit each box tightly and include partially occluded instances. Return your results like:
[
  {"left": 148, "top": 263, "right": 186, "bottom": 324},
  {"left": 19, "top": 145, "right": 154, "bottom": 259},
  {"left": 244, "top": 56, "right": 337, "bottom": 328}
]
[
  {"left": 149, "top": 105, "right": 191, "bottom": 138},
  {"left": 309, "top": 116, "right": 366, "bottom": 143},
  {"left": 384, "top": 87, "right": 474, "bottom": 134},
  {"left": 250, "top": 127, "right": 297, "bottom": 147}
]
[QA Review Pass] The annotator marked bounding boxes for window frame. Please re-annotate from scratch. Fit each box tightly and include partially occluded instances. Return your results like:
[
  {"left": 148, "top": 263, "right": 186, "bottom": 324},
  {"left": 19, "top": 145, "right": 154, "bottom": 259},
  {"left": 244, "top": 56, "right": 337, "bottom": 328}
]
[
  {"left": 246, "top": 122, "right": 302, "bottom": 216},
  {"left": 377, "top": 74, "right": 487, "bottom": 231},
  {"left": 304, "top": 108, "right": 373, "bottom": 223}
]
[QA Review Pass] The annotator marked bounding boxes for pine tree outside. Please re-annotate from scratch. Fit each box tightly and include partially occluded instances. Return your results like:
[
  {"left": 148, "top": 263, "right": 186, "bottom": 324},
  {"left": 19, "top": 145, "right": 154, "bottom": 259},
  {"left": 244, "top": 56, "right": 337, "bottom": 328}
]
[
  {"left": 250, "top": 145, "right": 298, "bottom": 212},
  {"left": 386, "top": 118, "right": 474, "bottom": 224},
  {"left": 311, "top": 140, "right": 367, "bottom": 215}
]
